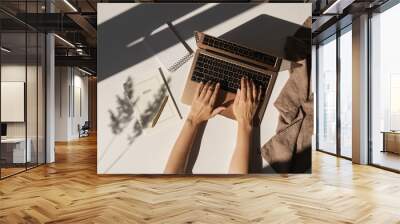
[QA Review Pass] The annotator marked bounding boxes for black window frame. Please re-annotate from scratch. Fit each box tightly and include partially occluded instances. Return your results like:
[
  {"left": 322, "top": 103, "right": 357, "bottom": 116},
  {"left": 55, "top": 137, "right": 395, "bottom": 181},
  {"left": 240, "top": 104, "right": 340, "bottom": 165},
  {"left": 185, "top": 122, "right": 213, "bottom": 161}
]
[{"left": 315, "top": 23, "right": 353, "bottom": 161}]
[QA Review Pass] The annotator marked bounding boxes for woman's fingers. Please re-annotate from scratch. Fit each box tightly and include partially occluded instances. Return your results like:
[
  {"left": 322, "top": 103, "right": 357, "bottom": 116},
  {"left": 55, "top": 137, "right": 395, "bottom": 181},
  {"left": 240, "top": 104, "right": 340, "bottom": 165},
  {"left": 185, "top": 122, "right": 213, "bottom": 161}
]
[
  {"left": 252, "top": 81, "right": 257, "bottom": 102},
  {"left": 199, "top": 81, "right": 211, "bottom": 100},
  {"left": 196, "top": 81, "right": 205, "bottom": 98},
  {"left": 209, "top": 83, "right": 220, "bottom": 106},
  {"left": 247, "top": 79, "right": 253, "bottom": 102},
  {"left": 204, "top": 82, "right": 215, "bottom": 103},
  {"left": 234, "top": 88, "right": 240, "bottom": 106},
  {"left": 240, "top": 77, "right": 247, "bottom": 101}
]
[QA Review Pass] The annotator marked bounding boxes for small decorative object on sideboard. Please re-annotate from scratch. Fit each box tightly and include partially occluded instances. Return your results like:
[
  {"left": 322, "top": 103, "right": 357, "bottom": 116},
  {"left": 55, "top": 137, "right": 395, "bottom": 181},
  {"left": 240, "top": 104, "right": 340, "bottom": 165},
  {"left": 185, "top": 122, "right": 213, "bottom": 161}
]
[{"left": 381, "top": 131, "right": 400, "bottom": 154}]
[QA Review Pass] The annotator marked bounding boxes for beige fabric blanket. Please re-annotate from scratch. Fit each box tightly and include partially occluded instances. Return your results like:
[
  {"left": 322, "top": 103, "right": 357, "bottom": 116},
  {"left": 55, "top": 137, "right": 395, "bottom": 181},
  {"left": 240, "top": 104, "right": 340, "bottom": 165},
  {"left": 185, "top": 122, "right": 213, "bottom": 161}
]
[{"left": 261, "top": 60, "right": 313, "bottom": 173}]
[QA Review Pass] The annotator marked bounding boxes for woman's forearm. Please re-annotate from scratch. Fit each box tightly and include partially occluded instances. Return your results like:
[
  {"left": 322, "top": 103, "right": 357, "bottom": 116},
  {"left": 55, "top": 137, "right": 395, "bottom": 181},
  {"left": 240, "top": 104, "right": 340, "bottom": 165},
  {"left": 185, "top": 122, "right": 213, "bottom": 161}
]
[
  {"left": 164, "top": 118, "right": 200, "bottom": 174},
  {"left": 228, "top": 122, "right": 252, "bottom": 174},
  {"left": 165, "top": 81, "right": 225, "bottom": 174}
]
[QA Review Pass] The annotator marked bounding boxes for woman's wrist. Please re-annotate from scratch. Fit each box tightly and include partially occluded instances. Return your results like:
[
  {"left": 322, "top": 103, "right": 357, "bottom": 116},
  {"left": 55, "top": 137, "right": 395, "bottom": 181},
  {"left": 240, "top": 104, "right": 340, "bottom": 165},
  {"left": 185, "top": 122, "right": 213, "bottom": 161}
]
[
  {"left": 237, "top": 119, "right": 253, "bottom": 132},
  {"left": 186, "top": 114, "right": 202, "bottom": 127}
]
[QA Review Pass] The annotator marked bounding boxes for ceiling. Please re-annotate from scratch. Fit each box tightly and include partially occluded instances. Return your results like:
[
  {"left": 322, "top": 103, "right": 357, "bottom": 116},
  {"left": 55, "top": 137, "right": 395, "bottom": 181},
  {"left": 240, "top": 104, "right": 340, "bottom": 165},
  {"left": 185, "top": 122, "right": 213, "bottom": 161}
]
[{"left": 0, "top": 0, "right": 393, "bottom": 75}]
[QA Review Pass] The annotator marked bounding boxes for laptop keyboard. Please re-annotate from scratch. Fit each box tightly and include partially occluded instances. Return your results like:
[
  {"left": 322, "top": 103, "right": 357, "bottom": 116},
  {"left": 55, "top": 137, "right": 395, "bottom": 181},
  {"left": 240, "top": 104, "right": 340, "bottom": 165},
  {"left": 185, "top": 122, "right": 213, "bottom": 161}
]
[
  {"left": 202, "top": 34, "right": 278, "bottom": 67},
  {"left": 191, "top": 53, "right": 271, "bottom": 93}
]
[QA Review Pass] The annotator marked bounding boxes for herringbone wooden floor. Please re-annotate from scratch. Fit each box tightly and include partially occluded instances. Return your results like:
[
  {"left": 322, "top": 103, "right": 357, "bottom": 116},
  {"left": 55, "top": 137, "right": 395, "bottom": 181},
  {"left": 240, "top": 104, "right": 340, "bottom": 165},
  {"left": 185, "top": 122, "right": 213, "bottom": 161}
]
[{"left": 1, "top": 135, "right": 400, "bottom": 224}]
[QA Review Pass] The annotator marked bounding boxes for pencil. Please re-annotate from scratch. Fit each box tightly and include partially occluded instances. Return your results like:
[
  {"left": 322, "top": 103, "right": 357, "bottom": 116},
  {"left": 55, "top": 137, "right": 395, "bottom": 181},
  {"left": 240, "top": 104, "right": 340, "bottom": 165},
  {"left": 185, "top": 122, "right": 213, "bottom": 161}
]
[{"left": 151, "top": 95, "right": 169, "bottom": 128}]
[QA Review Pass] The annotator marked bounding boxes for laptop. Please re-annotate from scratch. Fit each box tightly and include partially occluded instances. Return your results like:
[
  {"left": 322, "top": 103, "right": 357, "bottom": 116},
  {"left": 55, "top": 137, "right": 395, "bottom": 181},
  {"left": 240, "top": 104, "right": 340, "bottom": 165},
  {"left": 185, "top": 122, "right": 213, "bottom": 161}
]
[{"left": 181, "top": 31, "right": 282, "bottom": 123}]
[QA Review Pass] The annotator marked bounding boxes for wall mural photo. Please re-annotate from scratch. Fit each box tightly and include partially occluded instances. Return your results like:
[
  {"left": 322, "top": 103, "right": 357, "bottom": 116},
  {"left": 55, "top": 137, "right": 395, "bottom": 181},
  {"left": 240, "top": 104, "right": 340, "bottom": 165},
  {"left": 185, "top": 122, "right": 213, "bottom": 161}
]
[{"left": 97, "top": 3, "right": 313, "bottom": 174}]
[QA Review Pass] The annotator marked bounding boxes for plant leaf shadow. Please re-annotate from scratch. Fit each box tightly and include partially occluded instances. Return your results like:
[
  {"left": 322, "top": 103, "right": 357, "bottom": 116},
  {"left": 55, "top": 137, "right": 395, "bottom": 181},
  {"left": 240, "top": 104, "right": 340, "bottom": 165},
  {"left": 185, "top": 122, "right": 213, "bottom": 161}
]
[{"left": 102, "top": 75, "right": 172, "bottom": 172}]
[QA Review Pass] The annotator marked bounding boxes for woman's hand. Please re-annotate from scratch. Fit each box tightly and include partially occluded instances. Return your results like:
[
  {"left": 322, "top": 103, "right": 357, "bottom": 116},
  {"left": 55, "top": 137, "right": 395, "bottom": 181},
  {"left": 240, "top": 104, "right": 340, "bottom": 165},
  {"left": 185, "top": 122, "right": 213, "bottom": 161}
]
[
  {"left": 188, "top": 81, "right": 226, "bottom": 125},
  {"left": 229, "top": 77, "right": 261, "bottom": 174},
  {"left": 232, "top": 77, "right": 261, "bottom": 128}
]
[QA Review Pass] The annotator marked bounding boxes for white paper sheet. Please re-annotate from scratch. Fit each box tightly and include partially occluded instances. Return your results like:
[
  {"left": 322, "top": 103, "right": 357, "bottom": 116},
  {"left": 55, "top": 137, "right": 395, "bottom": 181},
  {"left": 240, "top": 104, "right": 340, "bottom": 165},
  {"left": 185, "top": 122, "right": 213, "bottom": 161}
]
[{"left": 133, "top": 70, "right": 180, "bottom": 135}]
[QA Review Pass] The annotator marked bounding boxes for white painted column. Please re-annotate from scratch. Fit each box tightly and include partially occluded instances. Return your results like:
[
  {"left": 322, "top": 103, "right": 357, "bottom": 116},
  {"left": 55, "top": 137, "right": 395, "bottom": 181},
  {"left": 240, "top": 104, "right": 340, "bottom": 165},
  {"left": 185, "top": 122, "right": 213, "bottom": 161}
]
[
  {"left": 352, "top": 14, "right": 369, "bottom": 164},
  {"left": 46, "top": 33, "right": 55, "bottom": 163},
  {"left": 46, "top": 1, "right": 55, "bottom": 163}
]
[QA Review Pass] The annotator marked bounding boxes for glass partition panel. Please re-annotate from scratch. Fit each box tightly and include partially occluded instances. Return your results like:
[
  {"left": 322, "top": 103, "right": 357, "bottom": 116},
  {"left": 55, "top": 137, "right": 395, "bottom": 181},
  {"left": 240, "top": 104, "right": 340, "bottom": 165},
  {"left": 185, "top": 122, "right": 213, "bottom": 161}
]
[
  {"left": 371, "top": 3, "right": 400, "bottom": 171},
  {"left": 27, "top": 30, "right": 38, "bottom": 169},
  {"left": 38, "top": 32, "right": 45, "bottom": 165},
  {"left": 0, "top": 1, "right": 46, "bottom": 179},
  {"left": 1, "top": 31, "right": 27, "bottom": 178},
  {"left": 339, "top": 27, "right": 352, "bottom": 158},
  {"left": 37, "top": 0, "right": 46, "bottom": 165},
  {"left": 317, "top": 35, "right": 337, "bottom": 154}
]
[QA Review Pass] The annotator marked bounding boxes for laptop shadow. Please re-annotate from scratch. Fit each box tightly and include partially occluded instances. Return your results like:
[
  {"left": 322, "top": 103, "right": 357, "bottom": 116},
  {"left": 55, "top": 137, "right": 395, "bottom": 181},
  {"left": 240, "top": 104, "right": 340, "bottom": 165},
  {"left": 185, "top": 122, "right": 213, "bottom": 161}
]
[{"left": 219, "top": 14, "right": 311, "bottom": 62}]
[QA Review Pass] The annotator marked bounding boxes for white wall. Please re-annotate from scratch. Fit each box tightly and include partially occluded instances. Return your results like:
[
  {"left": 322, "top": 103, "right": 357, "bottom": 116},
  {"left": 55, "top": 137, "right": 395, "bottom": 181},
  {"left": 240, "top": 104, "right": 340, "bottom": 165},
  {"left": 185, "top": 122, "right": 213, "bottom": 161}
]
[
  {"left": 55, "top": 66, "right": 69, "bottom": 141},
  {"left": 55, "top": 66, "right": 89, "bottom": 141},
  {"left": 1, "top": 63, "right": 46, "bottom": 164},
  {"left": 1, "top": 65, "right": 34, "bottom": 138},
  {"left": 1, "top": 64, "right": 26, "bottom": 134},
  {"left": 74, "top": 74, "right": 89, "bottom": 135}
]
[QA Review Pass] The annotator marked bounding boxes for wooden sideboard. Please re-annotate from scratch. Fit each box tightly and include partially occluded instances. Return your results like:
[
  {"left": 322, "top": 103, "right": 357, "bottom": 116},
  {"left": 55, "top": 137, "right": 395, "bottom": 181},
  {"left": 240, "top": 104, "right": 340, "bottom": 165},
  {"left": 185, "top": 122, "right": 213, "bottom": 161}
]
[{"left": 382, "top": 131, "right": 400, "bottom": 154}]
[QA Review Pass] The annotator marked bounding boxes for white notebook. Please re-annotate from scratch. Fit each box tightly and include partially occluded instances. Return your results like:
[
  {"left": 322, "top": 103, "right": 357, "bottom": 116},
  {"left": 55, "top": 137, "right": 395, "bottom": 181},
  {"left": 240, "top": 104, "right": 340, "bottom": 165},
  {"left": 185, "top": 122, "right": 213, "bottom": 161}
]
[{"left": 145, "top": 23, "right": 193, "bottom": 73}]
